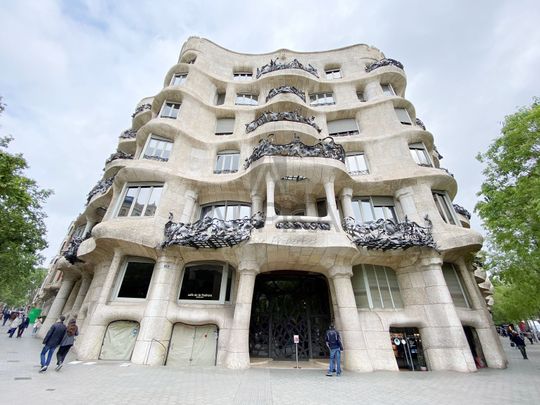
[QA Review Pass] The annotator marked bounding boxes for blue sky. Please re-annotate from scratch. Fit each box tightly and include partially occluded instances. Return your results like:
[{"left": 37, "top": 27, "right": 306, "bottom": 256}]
[{"left": 1, "top": 0, "right": 539, "bottom": 263}]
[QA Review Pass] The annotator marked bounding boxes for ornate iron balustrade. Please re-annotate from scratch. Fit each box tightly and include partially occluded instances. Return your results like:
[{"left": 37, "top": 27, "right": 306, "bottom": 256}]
[
  {"left": 343, "top": 216, "right": 437, "bottom": 251},
  {"left": 349, "top": 169, "right": 370, "bottom": 176},
  {"left": 266, "top": 86, "right": 306, "bottom": 103},
  {"left": 276, "top": 221, "right": 330, "bottom": 230},
  {"left": 86, "top": 176, "right": 115, "bottom": 205},
  {"left": 245, "top": 110, "right": 322, "bottom": 134},
  {"left": 162, "top": 212, "right": 265, "bottom": 249},
  {"left": 120, "top": 129, "right": 137, "bottom": 139},
  {"left": 256, "top": 58, "right": 319, "bottom": 79},
  {"left": 131, "top": 103, "right": 152, "bottom": 118},
  {"left": 453, "top": 204, "right": 472, "bottom": 220},
  {"left": 438, "top": 167, "right": 454, "bottom": 177},
  {"left": 365, "top": 58, "right": 404, "bottom": 73},
  {"left": 143, "top": 154, "right": 169, "bottom": 162},
  {"left": 244, "top": 135, "right": 345, "bottom": 169},
  {"left": 415, "top": 118, "right": 426, "bottom": 130},
  {"left": 63, "top": 232, "right": 91, "bottom": 264},
  {"left": 105, "top": 151, "right": 134, "bottom": 165}
]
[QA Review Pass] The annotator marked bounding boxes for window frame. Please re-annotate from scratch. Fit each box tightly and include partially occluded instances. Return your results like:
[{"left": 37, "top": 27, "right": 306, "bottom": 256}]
[
  {"left": 442, "top": 263, "right": 471, "bottom": 308},
  {"left": 409, "top": 142, "right": 432, "bottom": 167},
  {"left": 345, "top": 152, "right": 369, "bottom": 175},
  {"left": 381, "top": 83, "right": 396, "bottom": 96},
  {"left": 351, "top": 196, "right": 397, "bottom": 224},
  {"left": 178, "top": 262, "right": 235, "bottom": 304},
  {"left": 215, "top": 118, "right": 235, "bottom": 136},
  {"left": 214, "top": 150, "right": 240, "bottom": 174},
  {"left": 215, "top": 92, "right": 226, "bottom": 105},
  {"left": 351, "top": 264, "right": 403, "bottom": 310},
  {"left": 233, "top": 72, "right": 253, "bottom": 81},
  {"left": 170, "top": 73, "right": 187, "bottom": 86},
  {"left": 325, "top": 68, "right": 342, "bottom": 79},
  {"left": 432, "top": 191, "right": 459, "bottom": 225},
  {"left": 395, "top": 107, "right": 412, "bottom": 125},
  {"left": 112, "top": 258, "right": 156, "bottom": 301},
  {"left": 160, "top": 101, "right": 181, "bottom": 119},
  {"left": 115, "top": 183, "right": 164, "bottom": 218},
  {"left": 199, "top": 201, "right": 251, "bottom": 221},
  {"left": 309, "top": 92, "right": 335, "bottom": 106},
  {"left": 141, "top": 135, "right": 173, "bottom": 161},
  {"left": 327, "top": 118, "right": 360, "bottom": 137},
  {"left": 235, "top": 93, "right": 259, "bottom": 106}
]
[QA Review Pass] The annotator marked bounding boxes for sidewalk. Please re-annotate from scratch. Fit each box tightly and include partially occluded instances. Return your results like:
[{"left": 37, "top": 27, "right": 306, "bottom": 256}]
[{"left": 1, "top": 324, "right": 539, "bottom": 405}]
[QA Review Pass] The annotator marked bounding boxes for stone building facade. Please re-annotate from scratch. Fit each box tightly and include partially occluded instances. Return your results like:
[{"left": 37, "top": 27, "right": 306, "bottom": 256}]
[{"left": 36, "top": 37, "right": 506, "bottom": 372}]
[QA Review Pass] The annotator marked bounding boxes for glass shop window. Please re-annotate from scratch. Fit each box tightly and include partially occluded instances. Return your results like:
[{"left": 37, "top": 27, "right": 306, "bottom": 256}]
[
  {"left": 116, "top": 261, "right": 155, "bottom": 299},
  {"left": 351, "top": 264, "right": 403, "bottom": 309},
  {"left": 179, "top": 263, "right": 235, "bottom": 303}
]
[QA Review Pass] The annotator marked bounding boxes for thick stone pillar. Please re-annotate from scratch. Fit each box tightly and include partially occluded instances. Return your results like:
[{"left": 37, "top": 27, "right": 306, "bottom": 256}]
[
  {"left": 329, "top": 265, "right": 373, "bottom": 372},
  {"left": 265, "top": 176, "right": 276, "bottom": 222},
  {"left": 305, "top": 194, "right": 317, "bottom": 216},
  {"left": 397, "top": 256, "right": 476, "bottom": 372},
  {"left": 131, "top": 255, "right": 181, "bottom": 365},
  {"left": 251, "top": 192, "right": 263, "bottom": 214},
  {"left": 179, "top": 189, "right": 198, "bottom": 223},
  {"left": 363, "top": 80, "right": 383, "bottom": 101},
  {"left": 395, "top": 187, "right": 420, "bottom": 222},
  {"left": 62, "top": 278, "right": 81, "bottom": 316},
  {"left": 324, "top": 180, "right": 342, "bottom": 231},
  {"left": 69, "top": 273, "right": 92, "bottom": 320},
  {"left": 340, "top": 187, "right": 354, "bottom": 219},
  {"left": 38, "top": 273, "right": 77, "bottom": 338},
  {"left": 225, "top": 264, "right": 258, "bottom": 369}
]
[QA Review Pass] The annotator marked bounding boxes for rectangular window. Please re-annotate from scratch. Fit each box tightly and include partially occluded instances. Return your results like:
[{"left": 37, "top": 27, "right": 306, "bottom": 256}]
[
  {"left": 309, "top": 92, "right": 335, "bottom": 106},
  {"left": 351, "top": 264, "right": 403, "bottom": 309},
  {"left": 395, "top": 108, "right": 412, "bottom": 125},
  {"left": 72, "top": 224, "right": 86, "bottom": 239},
  {"left": 409, "top": 142, "right": 432, "bottom": 166},
  {"left": 215, "top": 118, "right": 235, "bottom": 135},
  {"left": 381, "top": 83, "right": 395, "bottom": 96},
  {"left": 117, "top": 185, "right": 163, "bottom": 217},
  {"left": 200, "top": 202, "right": 251, "bottom": 220},
  {"left": 442, "top": 263, "right": 471, "bottom": 308},
  {"left": 143, "top": 136, "right": 173, "bottom": 161},
  {"left": 116, "top": 261, "right": 155, "bottom": 299},
  {"left": 233, "top": 72, "right": 252, "bottom": 80},
  {"left": 235, "top": 93, "right": 258, "bottom": 106},
  {"left": 325, "top": 68, "right": 342, "bottom": 79},
  {"left": 215, "top": 151, "right": 240, "bottom": 174},
  {"left": 179, "top": 263, "right": 234, "bottom": 303},
  {"left": 351, "top": 196, "right": 397, "bottom": 223},
  {"left": 215, "top": 92, "right": 225, "bottom": 105},
  {"left": 345, "top": 153, "right": 369, "bottom": 175},
  {"left": 433, "top": 191, "right": 458, "bottom": 225},
  {"left": 170, "top": 74, "right": 187, "bottom": 86},
  {"left": 327, "top": 118, "right": 359, "bottom": 137},
  {"left": 316, "top": 199, "right": 327, "bottom": 217},
  {"left": 160, "top": 102, "right": 181, "bottom": 119},
  {"left": 357, "top": 91, "right": 365, "bottom": 102}
]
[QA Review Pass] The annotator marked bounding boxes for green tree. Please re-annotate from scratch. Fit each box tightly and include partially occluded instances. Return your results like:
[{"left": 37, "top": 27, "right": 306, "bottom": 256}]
[
  {"left": 476, "top": 98, "right": 540, "bottom": 323},
  {"left": 0, "top": 98, "right": 52, "bottom": 306}
]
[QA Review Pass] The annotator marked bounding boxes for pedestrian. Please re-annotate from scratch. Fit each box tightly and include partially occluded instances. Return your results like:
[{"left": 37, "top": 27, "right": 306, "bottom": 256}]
[
  {"left": 7, "top": 313, "right": 22, "bottom": 338},
  {"left": 39, "top": 315, "right": 67, "bottom": 372},
  {"left": 510, "top": 331, "right": 528, "bottom": 359},
  {"left": 55, "top": 319, "right": 78, "bottom": 371},
  {"left": 325, "top": 323, "right": 344, "bottom": 376},
  {"left": 2, "top": 307, "right": 10, "bottom": 326},
  {"left": 32, "top": 317, "right": 43, "bottom": 336},
  {"left": 17, "top": 315, "right": 30, "bottom": 338}
]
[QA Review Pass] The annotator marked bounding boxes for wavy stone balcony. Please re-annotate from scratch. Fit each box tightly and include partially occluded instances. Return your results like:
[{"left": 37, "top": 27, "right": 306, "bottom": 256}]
[
  {"left": 256, "top": 58, "right": 319, "bottom": 79},
  {"left": 453, "top": 203, "right": 471, "bottom": 228},
  {"left": 62, "top": 233, "right": 91, "bottom": 264},
  {"left": 266, "top": 86, "right": 306, "bottom": 103},
  {"left": 365, "top": 58, "right": 404, "bottom": 73},
  {"left": 105, "top": 151, "right": 134, "bottom": 165},
  {"left": 343, "top": 216, "right": 437, "bottom": 251},
  {"left": 86, "top": 176, "right": 115, "bottom": 205},
  {"left": 245, "top": 111, "right": 321, "bottom": 134},
  {"left": 244, "top": 135, "right": 345, "bottom": 169},
  {"left": 131, "top": 103, "right": 152, "bottom": 118},
  {"left": 162, "top": 212, "right": 265, "bottom": 249}
]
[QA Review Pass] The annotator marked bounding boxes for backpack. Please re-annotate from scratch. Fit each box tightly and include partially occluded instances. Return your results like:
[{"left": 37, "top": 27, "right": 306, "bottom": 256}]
[{"left": 326, "top": 329, "right": 342, "bottom": 349}]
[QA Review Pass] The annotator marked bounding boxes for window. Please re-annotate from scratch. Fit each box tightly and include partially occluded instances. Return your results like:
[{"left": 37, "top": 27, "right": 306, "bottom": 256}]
[
  {"left": 72, "top": 224, "right": 86, "bottom": 239},
  {"left": 179, "top": 263, "right": 234, "bottom": 303},
  {"left": 381, "top": 83, "right": 395, "bottom": 96},
  {"left": 142, "top": 136, "right": 173, "bottom": 161},
  {"left": 309, "top": 92, "right": 335, "bottom": 106},
  {"left": 215, "top": 150, "right": 240, "bottom": 174},
  {"left": 117, "top": 185, "right": 163, "bottom": 217},
  {"left": 235, "top": 93, "right": 258, "bottom": 106},
  {"left": 160, "top": 102, "right": 181, "bottom": 119},
  {"left": 357, "top": 91, "right": 366, "bottom": 102},
  {"left": 395, "top": 108, "right": 412, "bottom": 125},
  {"left": 442, "top": 263, "right": 471, "bottom": 308},
  {"left": 409, "top": 143, "right": 432, "bottom": 166},
  {"left": 186, "top": 58, "right": 196, "bottom": 64},
  {"left": 200, "top": 202, "right": 251, "bottom": 221},
  {"left": 215, "top": 92, "right": 225, "bottom": 105},
  {"left": 327, "top": 118, "right": 359, "bottom": 137},
  {"left": 215, "top": 118, "right": 235, "bottom": 135},
  {"left": 325, "top": 68, "right": 342, "bottom": 79},
  {"left": 351, "top": 196, "right": 397, "bottom": 223},
  {"left": 351, "top": 264, "right": 403, "bottom": 309},
  {"left": 432, "top": 191, "right": 458, "bottom": 225},
  {"left": 170, "top": 74, "right": 187, "bottom": 86},
  {"left": 116, "top": 260, "right": 155, "bottom": 299},
  {"left": 345, "top": 153, "right": 369, "bottom": 175},
  {"left": 233, "top": 72, "right": 252, "bottom": 80}
]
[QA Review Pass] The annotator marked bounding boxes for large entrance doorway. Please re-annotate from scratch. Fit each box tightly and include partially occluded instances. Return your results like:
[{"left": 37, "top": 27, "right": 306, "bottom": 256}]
[{"left": 249, "top": 271, "right": 331, "bottom": 360}]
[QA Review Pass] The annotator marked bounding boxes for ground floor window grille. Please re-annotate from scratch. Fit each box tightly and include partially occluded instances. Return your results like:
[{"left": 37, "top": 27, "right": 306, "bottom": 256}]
[{"left": 351, "top": 264, "right": 403, "bottom": 309}]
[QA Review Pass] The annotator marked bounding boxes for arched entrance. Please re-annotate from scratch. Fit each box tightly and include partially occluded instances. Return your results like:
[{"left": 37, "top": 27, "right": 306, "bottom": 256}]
[{"left": 249, "top": 271, "right": 332, "bottom": 360}]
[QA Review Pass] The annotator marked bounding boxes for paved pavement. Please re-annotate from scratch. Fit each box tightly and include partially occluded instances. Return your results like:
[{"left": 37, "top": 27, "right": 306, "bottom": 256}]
[{"left": 1, "top": 324, "right": 539, "bottom": 405}]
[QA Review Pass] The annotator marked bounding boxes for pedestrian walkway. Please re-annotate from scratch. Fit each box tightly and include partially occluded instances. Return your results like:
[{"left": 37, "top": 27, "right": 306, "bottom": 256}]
[{"left": 1, "top": 324, "right": 539, "bottom": 405}]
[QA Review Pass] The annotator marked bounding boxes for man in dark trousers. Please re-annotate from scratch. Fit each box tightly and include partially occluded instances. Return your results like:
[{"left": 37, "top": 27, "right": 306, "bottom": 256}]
[
  {"left": 325, "top": 323, "right": 344, "bottom": 376},
  {"left": 510, "top": 331, "right": 528, "bottom": 359},
  {"left": 40, "top": 315, "right": 67, "bottom": 372}
]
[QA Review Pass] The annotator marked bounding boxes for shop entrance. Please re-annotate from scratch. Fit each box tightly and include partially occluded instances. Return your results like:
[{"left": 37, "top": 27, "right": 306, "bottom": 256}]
[
  {"left": 249, "top": 271, "right": 331, "bottom": 360},
  {"left": 389, "top": 327, "right": 427, "bottom": 371},
  {"left": 463, "top": 325, "right": 487, "bottom": 368}
]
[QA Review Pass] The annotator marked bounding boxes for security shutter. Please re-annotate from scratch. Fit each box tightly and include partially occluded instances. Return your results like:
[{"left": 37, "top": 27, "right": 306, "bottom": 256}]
[
  {"left": 100, "top": 321, "right": 139, "bottom": 360},
  {"left": 327, "top": 118, "right": 358, "bottom": 135},
  {"left": 215, "top": 118, "right": 235, "bottom": 135},
  {"left": 167, "top": 324, "right": 218, "bottom": 367}
]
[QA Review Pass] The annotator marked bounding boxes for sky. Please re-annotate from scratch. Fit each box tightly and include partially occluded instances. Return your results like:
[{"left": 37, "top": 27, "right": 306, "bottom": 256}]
[{"left": 1, "top": 0, "right": 539, "bottom": 264}]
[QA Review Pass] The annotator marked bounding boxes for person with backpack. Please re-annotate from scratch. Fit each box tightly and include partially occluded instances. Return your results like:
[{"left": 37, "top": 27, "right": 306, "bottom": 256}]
[
  {"left": 55, "top": 319, "right": 79, "bottom": 371},
  {"left": 325, "top": 323, "right": 344, "bottom": 376},
  {"left": 510, "top": 331, "right": 528, "bottom": 359},
  {"left": 40, "top": 315, "right": 67, "bottom": 372}
]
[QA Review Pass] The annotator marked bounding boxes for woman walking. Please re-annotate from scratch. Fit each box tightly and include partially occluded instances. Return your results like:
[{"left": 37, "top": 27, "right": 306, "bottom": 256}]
[
  {"left": 55, "top": 319, "right": 78, "bottom": 371},
  {"left": 17, "top": 315, "right": 30, "bottom": 338},
  {"left": 7, "top": 313, "right": 22, "bottom": 338}
]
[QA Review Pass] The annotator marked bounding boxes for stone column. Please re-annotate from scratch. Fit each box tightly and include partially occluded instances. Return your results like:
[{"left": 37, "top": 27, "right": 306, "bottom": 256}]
[
  {"left": 395, "top": 187, "right": 420, "bottom": 222},
  {"left": 225, "top": 264, "right": 258, "bottom": 369},
  {"left": 265, "top": 176, "right": 276, "bottom": 223},
  {"left": 69, "top": 273, "right": 92, "bottom": 320},
  {"left": 62, "top": 278, "right": 82, "bottom": 316},
  {"left": 340, "top": 187, "right": 354, "bottom": 219},
  {"left": 363, "top": 80, "right": 383, "bottom": 101},
  {"left": 83, "top": 219, "right": 96, "bottom": 236},
  {"left": 397, "top": 256, "right": 476, "bottom": 372},
  {"left": 38, "top": 273, "right": 77, "bottom": 338},
  {"left": 131, "top": 255, "right": 181, "bottom": 365},
  {"left": 179, "top": 189, "right": 198, "bottom": 223},
  {"left": 251, "top": 192, "right": 263, "bottom": 214},
  {"left": 324, "top": 180, "right": 342, "bottom": 230},
  {"left": 329, "top": 265, "right": 373, "bottom": 372},
  {"left": 305, "top": 194, "right": 317, "bottom": 216}
]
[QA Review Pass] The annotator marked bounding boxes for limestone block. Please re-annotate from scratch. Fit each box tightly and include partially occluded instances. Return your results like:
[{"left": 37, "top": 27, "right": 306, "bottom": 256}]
[{"left": 425, "top": 285, "right": 453, "bottom": 304}]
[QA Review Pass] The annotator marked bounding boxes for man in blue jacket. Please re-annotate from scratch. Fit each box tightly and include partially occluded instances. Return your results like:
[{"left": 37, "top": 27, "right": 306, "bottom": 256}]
[
  {"left": 325, "top": 323, "right": 344, "bottom": 376},
  {"left": 40, "top": 315, "right": 67, "bottom": 372}
]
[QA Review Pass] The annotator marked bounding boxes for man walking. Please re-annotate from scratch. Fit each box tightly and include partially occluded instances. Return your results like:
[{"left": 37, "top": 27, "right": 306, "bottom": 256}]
[
  {"left": 325, "top": 323, "right": 343, "bottom": 376},
  {"left": 40, "top": 316, "right": 67, "bottom": 372},
  {"left": 510, "top": 331, "right": 528, "bottom": 359}
]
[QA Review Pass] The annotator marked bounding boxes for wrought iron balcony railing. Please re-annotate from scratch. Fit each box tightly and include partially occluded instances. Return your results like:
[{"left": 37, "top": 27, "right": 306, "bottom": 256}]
[
  {"left": 244, "top": 135, "right": 345, "bottom": 169},
  {"left": 256, "top": 58, "right": 319, "bottom": 79},
  {"left": 415, "top": 118, "right": 426, "bottom": 130},
  {"left": 162, "top": 212, "right": 265, "bottom": 249},
  {"left": 453, "top": 204, "right": 472, "bottom": 220},
  {"left": 276, "top": 221, "right": 331, "bottom": 230},
  {"left": 143, "top": 154, "right": 169, "bottom": 162},
  {"left": 131, "top": 103, "right": 152, "bottom": 118},
  {"left": 365, "top": 58, "right": 404, "bottom": 73},
  {"left": 105, "top": 151, "right": 134, "bottom": 165},
  {"left": 245, "top": 110, "right": 322, "bottom": 134},
  {"left": 266, "top": 86, "right": 306, "bottom": 103},
  {"left": 343, "top": 216, "right": 437, "bottom": 251},
  {"left": 86, "top": 176, "right": 115, "bottom": 205},
  {"left": 63, "top": 232, "right": 91, "bottom": 264},
  {"left": 119, "top": 129, "right": 137, "bottom": 139}
]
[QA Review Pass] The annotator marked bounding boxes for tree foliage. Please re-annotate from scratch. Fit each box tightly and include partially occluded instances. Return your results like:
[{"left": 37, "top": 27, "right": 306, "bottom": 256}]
[
  {"left": 476, "top": 99, "right": 540, "bottom": 322},
  {"left": 0, "top": 98, "right": 52, "bottom": 306}
]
